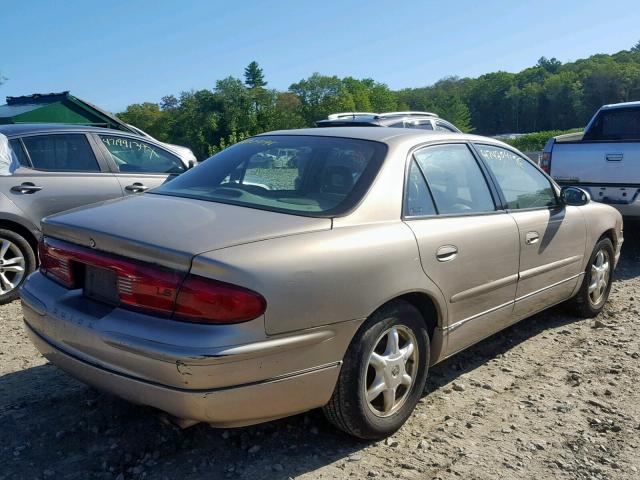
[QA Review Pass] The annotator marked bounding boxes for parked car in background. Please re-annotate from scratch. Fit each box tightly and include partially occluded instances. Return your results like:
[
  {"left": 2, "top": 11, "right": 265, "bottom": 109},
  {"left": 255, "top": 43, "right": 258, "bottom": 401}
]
[
  {"left": 542, "top": 101, "right": 640, "bottom": 217},
  {"left": 316, "top": 111, "right": 461, "bottom": 132},
  {"left": 0, "top": 123, "right": 189, "bottom": 302},
  {"left": 126, "top": 124, "right": 197, "bottom": 167},
  {"left": 0, "top": 92, "right": 198, "bottom": 168},
  {"left": 21, "top": 127, "right": 622, "bottom": 439}
]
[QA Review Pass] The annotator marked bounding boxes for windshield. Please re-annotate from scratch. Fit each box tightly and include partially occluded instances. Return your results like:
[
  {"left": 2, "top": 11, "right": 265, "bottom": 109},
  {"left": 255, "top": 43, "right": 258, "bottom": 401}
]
[{"left": 152, "top": 135, "right": 387, "bottom": 216}]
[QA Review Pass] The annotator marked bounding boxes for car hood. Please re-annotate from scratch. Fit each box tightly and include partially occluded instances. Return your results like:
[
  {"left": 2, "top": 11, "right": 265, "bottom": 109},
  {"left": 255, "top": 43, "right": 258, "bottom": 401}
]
[{"left": 42, "top": 193, "right": 331, "bottom": 271}]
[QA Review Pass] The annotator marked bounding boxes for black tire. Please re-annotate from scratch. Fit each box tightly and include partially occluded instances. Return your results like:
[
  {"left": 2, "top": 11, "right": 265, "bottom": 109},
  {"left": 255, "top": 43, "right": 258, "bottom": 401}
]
[
  {"left": 323, "top": 300, "right": 430, "bottom": 440},
  {"left": 0, "top": 229, "right": 36, "bottom": 304},
  {"left": 574, "top": 237, "right": 614, "bottom": 318}
]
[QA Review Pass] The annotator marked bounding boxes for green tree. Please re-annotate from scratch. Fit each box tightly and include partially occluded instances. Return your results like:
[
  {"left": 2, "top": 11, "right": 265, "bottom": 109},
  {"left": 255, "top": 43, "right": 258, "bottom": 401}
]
[
  {"left": 537, "top": 56, "right": 562, "bottom": 74},
  {"left": 244, "top": 61, "right": 266, "bottom": 89},
  {"left": 117, "top": 102, "right": 170, "bottom": 141}
]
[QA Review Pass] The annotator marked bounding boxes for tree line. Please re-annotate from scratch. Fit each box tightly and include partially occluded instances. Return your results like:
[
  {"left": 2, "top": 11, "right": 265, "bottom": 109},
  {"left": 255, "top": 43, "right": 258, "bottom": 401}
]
[{"left": 118, "top": 42, "right": 640, "bottom": 160}]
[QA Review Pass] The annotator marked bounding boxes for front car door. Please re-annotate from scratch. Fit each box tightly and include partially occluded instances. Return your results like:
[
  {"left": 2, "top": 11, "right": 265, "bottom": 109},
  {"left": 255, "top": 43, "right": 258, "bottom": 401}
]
[
  {"left": 93, "top": 133, "right": 187, "bottom": 195},
  {"left": 0, "top": 133, "right": 124, "bottom": 229},
  {"left": 474, "top": 143, "right": 587, "bottom": 318},
  {"left": 404, "top": 143, "right": 520, "bottom": 355}
]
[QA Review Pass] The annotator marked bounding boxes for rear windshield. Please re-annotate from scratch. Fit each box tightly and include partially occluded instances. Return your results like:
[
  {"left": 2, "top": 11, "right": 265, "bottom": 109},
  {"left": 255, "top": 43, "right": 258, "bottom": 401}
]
[
  {"left": 584, "top": 108, "right": 640, "bottom": 141},
  {"left": 152, "top": 135, "right": 387, "bottom": 216}
]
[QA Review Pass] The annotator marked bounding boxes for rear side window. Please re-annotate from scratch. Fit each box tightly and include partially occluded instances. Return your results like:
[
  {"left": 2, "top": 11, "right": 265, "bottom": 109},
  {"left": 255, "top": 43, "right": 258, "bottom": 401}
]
[
  {"left": 435, "top": 122, "right": 456, "bottom": 132},
  {"left": 475, "top": 144, "right": 557, "bottom": 209},
  {"left": 9, "top": 139, "right": 30, "bottom": 167},
  {"left": 99, "top": 135, "right": 186, "bottom": 174},
  {"left": 414, "top": 144, "right": 495, "bottom": 215},
  {"left": 404, "top": 160, "right": 436, "bottom": 217},
  {"left": 22, "top": 134, "right": 100, "bottom": 172},
  {"left": 584, "top": 108, "right": 640, "bottom": 141}
]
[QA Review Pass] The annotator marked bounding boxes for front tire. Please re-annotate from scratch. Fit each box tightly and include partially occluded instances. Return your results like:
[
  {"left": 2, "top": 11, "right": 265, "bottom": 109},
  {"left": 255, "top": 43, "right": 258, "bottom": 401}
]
[
  {"left": 574, "top": 237, "right": 614, "bottom": 318},
  {"left": 323, "top": 300, "right": 429, "bottom": 440},
  {"left": 0, "top": 229, "right": 36, "bottom": 304}
]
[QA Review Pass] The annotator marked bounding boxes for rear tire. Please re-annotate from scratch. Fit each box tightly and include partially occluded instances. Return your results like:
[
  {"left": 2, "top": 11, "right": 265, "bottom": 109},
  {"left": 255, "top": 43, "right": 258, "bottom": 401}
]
[
  {"left": 574, "top": 237, "right": 614, "bottom": 318},
  {"left": 323, "top": 300, "right": 429, "bottom": 440},
  {"left": 0, "top": 229, "right": 36, "bottom": 304}
]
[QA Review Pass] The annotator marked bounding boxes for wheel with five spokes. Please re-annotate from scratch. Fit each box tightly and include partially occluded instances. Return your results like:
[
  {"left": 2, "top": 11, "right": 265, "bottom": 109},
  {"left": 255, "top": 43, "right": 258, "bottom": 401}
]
[
  {"left": 574, "top": 237, "right": 614, "bottom": 318},
  {"left": 0, "top": 229, "right": 36, "bottom": 304},
  {"left": 323, "top": 300, "right": 429, "bottom": 439}
]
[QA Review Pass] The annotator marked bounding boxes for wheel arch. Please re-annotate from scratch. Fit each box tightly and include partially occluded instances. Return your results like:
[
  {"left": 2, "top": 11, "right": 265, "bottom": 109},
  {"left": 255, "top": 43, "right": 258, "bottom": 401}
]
[{"left": 369, "top": 290, "right": 446, "bottom": 365}]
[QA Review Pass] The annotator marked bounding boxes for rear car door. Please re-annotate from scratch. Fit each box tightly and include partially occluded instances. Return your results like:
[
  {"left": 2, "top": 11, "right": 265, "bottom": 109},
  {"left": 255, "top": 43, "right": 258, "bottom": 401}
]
[
  {"left": 404, "top": 143, "right": 520, "bottom": 355},
  {"left": 0, "top": 133, "right": 123, "bottom": 228},
  {"left": 474, "top": 144, "right": 587, "bottom": 317},
  {"left": 94, "top": 134, "right": 187, "bottom": 195}
]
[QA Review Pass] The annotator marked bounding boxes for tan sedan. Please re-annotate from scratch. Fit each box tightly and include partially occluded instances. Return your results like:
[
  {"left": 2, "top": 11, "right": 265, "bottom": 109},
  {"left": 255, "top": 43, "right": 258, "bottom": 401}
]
[{"left": 21, "top": 128, "right": 623, "bottom": 439}]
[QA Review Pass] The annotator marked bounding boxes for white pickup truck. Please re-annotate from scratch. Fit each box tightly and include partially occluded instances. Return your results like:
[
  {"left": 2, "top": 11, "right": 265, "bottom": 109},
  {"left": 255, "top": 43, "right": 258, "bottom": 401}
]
[{"left": 542, "top": 101, "right": 640, "bottom": 218}]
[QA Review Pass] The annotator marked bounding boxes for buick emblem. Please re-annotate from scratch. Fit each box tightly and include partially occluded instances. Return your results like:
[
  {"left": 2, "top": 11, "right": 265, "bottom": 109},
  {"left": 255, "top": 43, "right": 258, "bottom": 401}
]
[{"left": 89, "top": 238, "right": 96, "bottom": 248}]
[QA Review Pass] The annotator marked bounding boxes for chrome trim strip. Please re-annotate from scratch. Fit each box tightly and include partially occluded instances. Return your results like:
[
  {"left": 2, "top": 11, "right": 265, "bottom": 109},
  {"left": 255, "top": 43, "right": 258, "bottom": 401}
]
[
  {"left": 446, "top": 272, "right": 585, "bottom": 332},
  {"left": 446, "top": 300, "right": 514, "bottom": 332},
  {"left": 519, "top": 255, "right": 582, "bottom": 280},
  {"left": 101, "top": 328, "right": 339, "bottom": 366},
  {"left": 515, "top": 272, "right": 584, "bottom": 302},
  {"left": 450, "top": 274, "right": 519, "bottom": 303}
]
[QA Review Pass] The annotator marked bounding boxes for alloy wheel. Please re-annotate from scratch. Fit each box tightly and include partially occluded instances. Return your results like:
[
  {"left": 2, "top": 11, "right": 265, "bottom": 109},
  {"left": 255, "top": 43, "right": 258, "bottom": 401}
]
[
  {"left": 0, "top": 238, "right": 26, "bottom": 295},
  {"left": 588, "top": 248, "right": 610, "bottom": 306},
  {"left": 364, "top": 325, "right": 418, "bottom": 417}
]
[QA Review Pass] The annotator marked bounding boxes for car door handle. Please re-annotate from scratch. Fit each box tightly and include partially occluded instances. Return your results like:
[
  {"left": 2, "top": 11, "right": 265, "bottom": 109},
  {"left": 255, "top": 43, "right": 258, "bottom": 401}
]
[
  {"left": 11, "top": 182, "right": 43, "bottom": 194},
  {"left": 124, "top": 182, "right": 149, "bottom": 193},
  {"left": 436, "top": 245, "right": 458, "bottom": 262},
  {"left": 606, "top": 153, "right": 623, "bottom": 162},
  {"left": 525, "top": 231, "right": 540, "bottom": 245}
]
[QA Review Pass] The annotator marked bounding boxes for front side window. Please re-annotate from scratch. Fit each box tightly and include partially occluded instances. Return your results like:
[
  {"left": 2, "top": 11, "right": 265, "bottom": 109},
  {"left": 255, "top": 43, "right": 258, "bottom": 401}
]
[
  {"left": 22, "top": 134, "right": 100, "bottom": 172},
  {"left": 475, "top": 144, "right": 557, "bottom": 210},
  {"left": 99, "top": 135, "right": 185, "bottom": 174},
  {"left": 414, "top": 144, "right": 495, "bottom": 215},
  {"left": 153, "top": 135, "right": 387, "bottom": 216}
]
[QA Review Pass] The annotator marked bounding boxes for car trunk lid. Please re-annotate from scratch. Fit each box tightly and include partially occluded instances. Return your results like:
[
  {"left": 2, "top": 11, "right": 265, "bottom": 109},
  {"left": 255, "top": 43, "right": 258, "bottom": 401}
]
[{"left": 42, "top": 193, "right": 332, "bottom": 272}]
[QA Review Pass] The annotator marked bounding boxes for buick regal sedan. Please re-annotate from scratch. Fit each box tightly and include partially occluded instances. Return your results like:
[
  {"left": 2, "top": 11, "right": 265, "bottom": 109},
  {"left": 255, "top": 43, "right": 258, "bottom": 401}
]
[{"left": 20, "top": 128, "right": 623, "bottom": 439}]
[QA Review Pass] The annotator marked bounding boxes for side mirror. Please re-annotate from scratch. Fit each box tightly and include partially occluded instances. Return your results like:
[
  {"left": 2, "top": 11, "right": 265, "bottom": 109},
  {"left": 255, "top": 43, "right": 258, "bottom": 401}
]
[
  {"left": 561, "top": 186, "right": 590, "bottom": 206},
  {"left": 188, "top": 160, "right": 195, "bottom": 169}
]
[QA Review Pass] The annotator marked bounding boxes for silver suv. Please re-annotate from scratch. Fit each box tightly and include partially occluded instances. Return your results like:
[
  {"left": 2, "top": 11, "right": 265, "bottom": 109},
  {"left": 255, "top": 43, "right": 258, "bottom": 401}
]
[
  {"left": 315, "top": 111, "right": 461, "bottom": 132},
  {"left": 0, "top": 123, "right": 190, "bottom": 302}
]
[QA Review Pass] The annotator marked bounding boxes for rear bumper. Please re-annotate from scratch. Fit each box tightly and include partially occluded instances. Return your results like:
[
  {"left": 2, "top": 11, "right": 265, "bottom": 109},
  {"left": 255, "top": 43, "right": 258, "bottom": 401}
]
[
  {"left": 20, "top": 272, "right": 359, "bottom": 426},
  {"left": 569, "top": 185, "right": 640, "bottom": 218},
  {"left": 25, "top": 321, "right": 340, "bottom": 427}
]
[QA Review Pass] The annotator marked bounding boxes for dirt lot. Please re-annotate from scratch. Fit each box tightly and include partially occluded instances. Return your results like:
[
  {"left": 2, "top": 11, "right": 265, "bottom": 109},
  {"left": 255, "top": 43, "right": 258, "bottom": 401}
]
[{"left": 1, "top": 228, "right": 639, "bottom": 480}]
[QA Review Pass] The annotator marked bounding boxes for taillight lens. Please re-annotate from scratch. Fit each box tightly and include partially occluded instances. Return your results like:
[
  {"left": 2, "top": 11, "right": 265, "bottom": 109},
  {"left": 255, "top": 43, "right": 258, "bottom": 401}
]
[
  {"left": 174, "top": 275, "right": 266, "bottom": 324},
  {"left": 540, "top": 151, "right": 552, "bottom": 174},
  {"left": 38, "top": 238, "right": 266, "bottom": 324},
  {"left": 39, "top": 239, "right": 75, "bottom": 288}
]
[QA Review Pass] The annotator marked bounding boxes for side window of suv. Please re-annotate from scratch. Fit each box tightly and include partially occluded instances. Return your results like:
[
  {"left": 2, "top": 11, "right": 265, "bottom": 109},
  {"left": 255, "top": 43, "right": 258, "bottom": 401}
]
[
  {"left": 21, "top": 134, "right": 100, "bottom": 172},
  {"left": 475, "top": 144, "right": 557, "bottom": 209},
  {"left": 99, "top": 135, "right": 185, "bottom": 174},
  {"left": 414, "top": 144, "right": 495, "bottom": 215},
  {"left": 435, "top": 122, "right": 456, "bottom": 132}
]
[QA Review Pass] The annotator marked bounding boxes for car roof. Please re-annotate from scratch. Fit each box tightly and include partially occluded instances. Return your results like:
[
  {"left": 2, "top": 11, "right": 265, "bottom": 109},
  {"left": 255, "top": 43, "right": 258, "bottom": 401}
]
[
  {"left": 0, "top": 123, "right": 130, "bottom": 137},
  {"left": 600, "top": 101, "right": 640, "bottom": 111},
  {"left": 257, "top": 127, "right": 506, "bottom": 148}
]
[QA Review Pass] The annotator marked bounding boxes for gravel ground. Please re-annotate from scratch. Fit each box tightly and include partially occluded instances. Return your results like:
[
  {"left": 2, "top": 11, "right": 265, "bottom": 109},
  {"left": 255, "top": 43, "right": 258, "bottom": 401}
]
[{"left": 1, "top": 227, "right": 639, "bottom": 480}]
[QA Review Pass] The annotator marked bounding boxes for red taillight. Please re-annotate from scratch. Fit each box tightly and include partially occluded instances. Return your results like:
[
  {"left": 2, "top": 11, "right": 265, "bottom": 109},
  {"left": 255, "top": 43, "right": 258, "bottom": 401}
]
[
  {"left": 38, "top": 238, "right": 266, "bottom": 324},
  {"left": 540, "top": 151, "right": 552, "bottom": 174},
  {"left": 39, "top": 239, "right": 75, "bottom": 288},
  {"left": 174, "top": 275, "right": 266, "bottom": 324}
]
